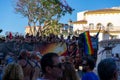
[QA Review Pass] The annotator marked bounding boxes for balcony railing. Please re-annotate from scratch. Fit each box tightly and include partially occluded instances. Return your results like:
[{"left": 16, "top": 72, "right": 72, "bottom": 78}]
[{"left": 80, "top": 26, "right": 120, "bottom": 31}]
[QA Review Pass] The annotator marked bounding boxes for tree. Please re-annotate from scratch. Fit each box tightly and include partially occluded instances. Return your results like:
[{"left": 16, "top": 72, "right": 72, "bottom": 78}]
[
  {"left": 15, "top": 0, "right": 74, "bottom": 36},
  {"left": 42, "top": 19, "right": 63, "bottom": 35}
]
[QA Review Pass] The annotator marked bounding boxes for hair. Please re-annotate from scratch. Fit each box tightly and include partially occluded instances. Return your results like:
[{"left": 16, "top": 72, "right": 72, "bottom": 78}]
[
  {"left": 2, "top": 63, "right": 24, "bottom": 80},
  {"left": 61, "top": 62, "right": 80, "bottom": 80},
  {"left": 97, "top": 58, "right": 117, "bottom": 80},
  {"left": 40, "top": 52, "right": 59, "bottom": 74},
  {"left": 18, "top": 49, "right": 27, "bottom": 59},
  {"left": 84, "top": 56, "right": 95, "bottom": 70}
]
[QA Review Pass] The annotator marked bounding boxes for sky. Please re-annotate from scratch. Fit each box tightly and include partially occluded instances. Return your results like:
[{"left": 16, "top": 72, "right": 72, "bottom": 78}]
[{"left": 0, "top": 0, "right": 120, "bottom": 35}]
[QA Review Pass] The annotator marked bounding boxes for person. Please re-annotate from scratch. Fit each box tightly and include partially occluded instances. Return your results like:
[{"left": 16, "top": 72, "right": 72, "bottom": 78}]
[
  {"left": 114, "top": 53, "right": 120, "bottom": 61},
  {"left": 74, "top": 55, "right": 82, "bottom": 71},
  {"left": 61, "top": 62, "right": 80, "bottom": 80},
  {"left": 30, "top": 51, "right": 42, "bottom": 80},
  {"left": 97, "top": 58, "right": 118, "bottom": 80},
  {"left": 40, "top": 52, "right": 63, "bottom": 80},
  {"left": 18, "top": 49, "right": 35, "bottom": 80},
  {"left": 81, "top": 56, "right": 99, "bottom": 80},
  {"left": 2, "top": 62, "right": 24, "bottom": 80}
]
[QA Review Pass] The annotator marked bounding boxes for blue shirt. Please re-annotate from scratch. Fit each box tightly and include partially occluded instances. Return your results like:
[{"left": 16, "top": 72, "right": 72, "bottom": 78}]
[{"left": 82, "top": 72, "right": 99, "bottom": 80}]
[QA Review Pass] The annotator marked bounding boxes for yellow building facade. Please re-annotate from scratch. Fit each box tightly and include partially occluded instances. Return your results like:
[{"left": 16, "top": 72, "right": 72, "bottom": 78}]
[{"left": 25, "top": 26, "right": 40, "bottom": 36}]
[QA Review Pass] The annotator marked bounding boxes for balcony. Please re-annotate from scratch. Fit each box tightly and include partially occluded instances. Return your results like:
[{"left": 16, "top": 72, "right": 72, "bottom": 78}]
[{"left": 76, "top": 26, "right": 120, "bottom": 33}]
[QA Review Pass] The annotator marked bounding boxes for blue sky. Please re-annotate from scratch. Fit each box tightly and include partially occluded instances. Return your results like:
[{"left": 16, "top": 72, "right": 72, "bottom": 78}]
[{"left": 0, "top": 0, "right": 120, "bottom": 35}]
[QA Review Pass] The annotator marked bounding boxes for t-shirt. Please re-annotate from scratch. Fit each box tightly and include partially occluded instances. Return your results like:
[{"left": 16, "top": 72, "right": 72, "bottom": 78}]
[{"left": 82, "top": 72, "right": 99, "bottom": 80}]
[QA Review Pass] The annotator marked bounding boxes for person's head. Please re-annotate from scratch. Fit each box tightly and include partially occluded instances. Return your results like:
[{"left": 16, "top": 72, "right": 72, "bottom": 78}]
[
  {"left": 97, "top": 58, "right": 118, "bottom": 80},
  {"left": 82, "top": 56, "right": 95, "bottom": 72},
  {"left": 115, "top": 53, "right": 119, "bottom": 58},
  {"left": 2, "top": 63, "right": 24, "bottom": 80},
  {"left": 31, "top": 51, "right": 41, "bottom": 61},
  {"left": 30, "top": 51, "right": 37, "bottom": 59},
  {"left": 41, "top": 52, "right": 63, "bottom": 79},
  {"left": 5, "top": 55, "right": 15, "bottom": 65},
  {"left": 18, "top": 49, "right": 28, "bottom": 59},
  {"left": 67, "top": 35, "right": 70, "bottom": 39},
  {"left": 62, "top": 62, "right": 80, "bottom": 80}
]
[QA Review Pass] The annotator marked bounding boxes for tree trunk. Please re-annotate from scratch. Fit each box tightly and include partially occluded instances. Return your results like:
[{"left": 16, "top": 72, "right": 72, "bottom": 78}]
[{"left": 28, "top": 21, "right": 33, "bottom": 35}]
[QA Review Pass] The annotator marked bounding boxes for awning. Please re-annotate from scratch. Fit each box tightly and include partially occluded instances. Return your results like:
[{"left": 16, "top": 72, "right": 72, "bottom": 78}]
[{"left": 72, "top": 20, "right": 87, "bottom": 24}]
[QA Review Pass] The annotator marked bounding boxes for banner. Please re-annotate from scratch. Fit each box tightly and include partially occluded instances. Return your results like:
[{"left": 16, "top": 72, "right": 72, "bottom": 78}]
[{"left": 38, "top": 42, "right": 67, "bottom": 56}]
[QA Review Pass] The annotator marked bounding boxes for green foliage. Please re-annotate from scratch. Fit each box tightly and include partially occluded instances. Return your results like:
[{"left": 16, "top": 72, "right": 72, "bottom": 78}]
[
  {"left": 42, "top": 20, "right": 63, "bottom": 35},
  {"left": 15, "top": 0, "right": 74, "bottom": 35}
]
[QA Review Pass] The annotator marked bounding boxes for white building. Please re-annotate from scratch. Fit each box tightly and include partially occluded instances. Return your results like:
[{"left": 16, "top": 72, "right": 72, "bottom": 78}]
[
  {"left": 72, "top": 7, "right": 120, "bottom": 41},
  {"left": 72, "top": 7, "right": 120, "bottom": 79}
]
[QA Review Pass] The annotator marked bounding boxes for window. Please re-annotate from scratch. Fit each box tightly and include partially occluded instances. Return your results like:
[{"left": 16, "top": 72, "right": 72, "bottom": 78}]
[
  {"left": 89, "top": 23, "right": 94, "bottom": 29},
  {"left": 107, "top": 23, "right": 113, "bottom": 31},
  {"left": 96, "top": 23, "right": 102, "bottom": 29}
]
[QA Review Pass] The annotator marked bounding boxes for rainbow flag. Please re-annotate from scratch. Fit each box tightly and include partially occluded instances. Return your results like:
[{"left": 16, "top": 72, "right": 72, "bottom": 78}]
[{"left": 83, "top": 31, "right": 94, "bottom": 55}]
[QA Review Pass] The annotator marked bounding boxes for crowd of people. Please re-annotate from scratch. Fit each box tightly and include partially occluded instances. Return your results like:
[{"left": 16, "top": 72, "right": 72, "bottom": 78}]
[
  {"left": 0, "top": 33, "right": 119, "bottom": 80},
  {"left": 0, "top": 52, "right": 118, "bottom": 80}
]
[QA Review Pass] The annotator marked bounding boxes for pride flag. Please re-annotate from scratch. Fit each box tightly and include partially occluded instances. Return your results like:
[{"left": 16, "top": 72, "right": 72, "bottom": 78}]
[{"left": 83, "top": 31, "right": 94, "bottom": 55}]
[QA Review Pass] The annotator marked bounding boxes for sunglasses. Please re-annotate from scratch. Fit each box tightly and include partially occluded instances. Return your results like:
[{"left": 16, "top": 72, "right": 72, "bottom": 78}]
[{"left": 52, "top": 63, "right": 62, "bottom": 68}]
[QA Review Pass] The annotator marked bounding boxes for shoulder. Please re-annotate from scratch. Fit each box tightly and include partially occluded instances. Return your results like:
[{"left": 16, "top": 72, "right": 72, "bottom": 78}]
[{"left": 82, "top": 72, "right": 98, "bottom": 79}]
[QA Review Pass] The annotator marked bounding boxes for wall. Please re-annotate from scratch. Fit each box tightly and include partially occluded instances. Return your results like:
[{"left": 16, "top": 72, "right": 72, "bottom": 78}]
[{"left": 73, "top": 10, "right": 120, "bottom": 41}]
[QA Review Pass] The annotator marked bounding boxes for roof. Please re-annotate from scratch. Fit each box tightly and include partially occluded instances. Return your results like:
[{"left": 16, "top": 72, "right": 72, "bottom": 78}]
[
  {"left": 72, "top": 20, "right": 87, "bottom": 24},
  {"left": 84, "top": 9, "right": 120, "bottom": 15}
]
